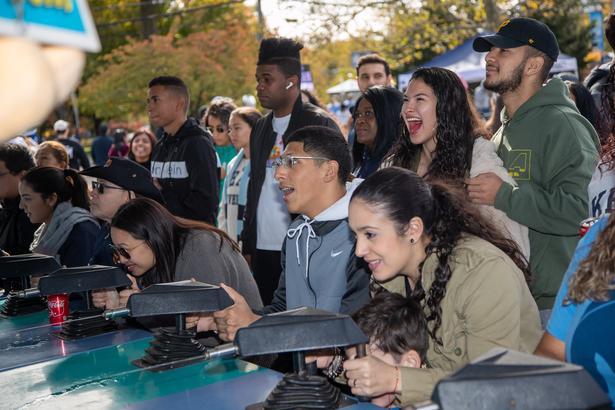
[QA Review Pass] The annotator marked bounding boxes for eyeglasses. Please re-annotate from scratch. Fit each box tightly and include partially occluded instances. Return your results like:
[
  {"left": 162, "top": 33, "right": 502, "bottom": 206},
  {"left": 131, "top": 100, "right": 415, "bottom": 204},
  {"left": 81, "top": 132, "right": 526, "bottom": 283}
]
[
  {"left": 110, "top": 241, "right": 146, "bottom": 263},
  {"left": 206, "top": 126, "right": 227, "bottom": 134},
  {"left": 92, "top": 181, "right": 126, "bottom": 195},
  {"left": 353, "top": 110, "right": 375, "bottom": 121},
  {"left": 272, "top": 155, "right": 330, "bottom": 171}
]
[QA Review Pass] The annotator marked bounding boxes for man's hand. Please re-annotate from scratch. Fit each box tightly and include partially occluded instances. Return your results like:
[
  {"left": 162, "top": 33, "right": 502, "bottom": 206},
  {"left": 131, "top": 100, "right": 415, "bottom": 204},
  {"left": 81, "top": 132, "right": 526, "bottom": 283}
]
[
  {"left": 213, "top": 283, "right": 260, "bottom": 341},
  {"left": 92, "top": 288, "right": 120, "bottom": 309},
  {"left": 465, "top": 172, "right": 504, "bottom": 206},
  {"left": 118, "top": 275, "right": 140, "bottom": 307}
]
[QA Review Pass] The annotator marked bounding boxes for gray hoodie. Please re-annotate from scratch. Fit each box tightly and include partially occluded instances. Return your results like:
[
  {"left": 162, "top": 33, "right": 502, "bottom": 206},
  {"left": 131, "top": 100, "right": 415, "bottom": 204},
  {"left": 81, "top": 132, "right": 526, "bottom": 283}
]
[{"left": 258, "top": 180, "right": 370, "bottom": 315}]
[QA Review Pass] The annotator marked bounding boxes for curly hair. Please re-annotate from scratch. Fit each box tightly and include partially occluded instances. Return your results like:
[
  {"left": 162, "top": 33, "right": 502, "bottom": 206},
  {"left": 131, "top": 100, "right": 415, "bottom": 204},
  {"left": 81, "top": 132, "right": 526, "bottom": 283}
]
[
  {"left": 389, "top": 67, "right": 482, "bottom": 180},
  {"left": 567, "top": 213, "right": 615, "bottom": 303},
  {"left": 352, "top": 167, "right": 529, "bottom": 346}
]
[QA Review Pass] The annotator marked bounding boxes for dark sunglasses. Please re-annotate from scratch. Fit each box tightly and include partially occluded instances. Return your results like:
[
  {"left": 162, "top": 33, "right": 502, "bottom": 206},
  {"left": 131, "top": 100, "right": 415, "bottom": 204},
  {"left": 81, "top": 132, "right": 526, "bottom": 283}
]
[
  {"left": 92, "top": 181, "right": 126, "bottom": 195},
  {"left": 110, "top": 241, "right": 145, "bottom": 264}
]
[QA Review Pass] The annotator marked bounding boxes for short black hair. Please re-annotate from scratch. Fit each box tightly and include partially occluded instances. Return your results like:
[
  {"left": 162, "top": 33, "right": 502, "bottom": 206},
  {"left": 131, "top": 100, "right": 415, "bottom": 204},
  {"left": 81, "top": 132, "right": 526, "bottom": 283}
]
[
  {"left": 148, "top": 76, "right": 190, "bottom": 112},
  {"left": 257, "top": 37, "right": 303, "bottom": 79},
  {"left": 352, "top": 291, "right": 428, "bottom": 362},
  {"left": 286, "top": 125, "right": 351, "bottom": 184},
  {"left": 356, "top": 54, "right": 391, "bottom": 77},
  {"left": 0, "top": 143, "right": 35, "bottom": 173}
]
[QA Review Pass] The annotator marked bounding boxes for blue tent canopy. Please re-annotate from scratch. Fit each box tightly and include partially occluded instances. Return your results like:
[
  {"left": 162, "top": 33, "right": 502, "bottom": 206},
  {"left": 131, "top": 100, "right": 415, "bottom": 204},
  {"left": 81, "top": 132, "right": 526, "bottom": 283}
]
[{"left": 398, "top": 34, "right": 578, "bottom": 89}]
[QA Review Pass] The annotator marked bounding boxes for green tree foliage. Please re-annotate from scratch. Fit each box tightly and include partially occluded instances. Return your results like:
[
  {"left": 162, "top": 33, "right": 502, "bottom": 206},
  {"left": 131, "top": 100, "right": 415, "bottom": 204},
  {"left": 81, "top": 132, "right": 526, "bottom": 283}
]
[
  {"left": 79, "top": 6, "right": 258, "bottom": 120},
  {"left": 510, "top": 0, "right": 597, "bottom": 70}
]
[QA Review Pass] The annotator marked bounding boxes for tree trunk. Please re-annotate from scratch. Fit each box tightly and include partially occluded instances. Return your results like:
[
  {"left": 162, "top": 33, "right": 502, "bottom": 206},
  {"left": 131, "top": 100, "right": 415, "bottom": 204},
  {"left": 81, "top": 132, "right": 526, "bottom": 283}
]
[
  {"left": 140, "top": 0, "right": 159, "bottom": 38},
  {"left": 484, "top": 0, "right": 501, "bottom": 32}
]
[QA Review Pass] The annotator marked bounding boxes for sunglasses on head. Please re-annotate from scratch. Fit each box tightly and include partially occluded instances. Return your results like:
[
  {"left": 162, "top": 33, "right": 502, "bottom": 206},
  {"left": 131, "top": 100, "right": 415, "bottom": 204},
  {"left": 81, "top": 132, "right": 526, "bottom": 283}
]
[{"left": 92, "top": 181, "right": 126, "bottom": 195}]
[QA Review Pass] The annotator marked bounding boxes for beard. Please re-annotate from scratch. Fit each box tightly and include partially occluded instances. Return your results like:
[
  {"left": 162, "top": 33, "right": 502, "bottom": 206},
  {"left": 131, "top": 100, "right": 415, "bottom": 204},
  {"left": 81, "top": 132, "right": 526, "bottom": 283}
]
[{"left": 484, "top": 63, "right": 525, "bottom": 94}]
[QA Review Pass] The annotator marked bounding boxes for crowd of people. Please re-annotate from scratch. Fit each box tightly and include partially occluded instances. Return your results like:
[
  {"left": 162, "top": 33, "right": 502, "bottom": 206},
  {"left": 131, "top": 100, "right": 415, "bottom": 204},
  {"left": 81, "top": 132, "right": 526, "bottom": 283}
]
[{"left": 1, "top": 14, "right": 614, "bottom": 408}]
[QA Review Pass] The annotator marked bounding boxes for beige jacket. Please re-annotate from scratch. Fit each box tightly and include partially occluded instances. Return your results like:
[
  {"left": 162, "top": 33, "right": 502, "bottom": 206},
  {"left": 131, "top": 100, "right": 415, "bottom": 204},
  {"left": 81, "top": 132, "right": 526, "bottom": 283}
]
[{"left": 379, "top": 235, "right": 541, "bottom": 405}]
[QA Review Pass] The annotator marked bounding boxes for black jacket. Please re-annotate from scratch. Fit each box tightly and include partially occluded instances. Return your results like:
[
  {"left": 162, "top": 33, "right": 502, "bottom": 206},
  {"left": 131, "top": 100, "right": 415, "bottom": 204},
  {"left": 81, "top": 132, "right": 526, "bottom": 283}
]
[
  {"left": 0, "top": 197, "right": 37, "bottom": 255},
  {"left": 151, "top": 118, "right": 219, "bottom": 224},
  {"left": 241, "top": 97, "right": 340, "bottom": 253},
  {"left": 56, "top": 138, "right": 91, "bottom": 170},
  {"left": 583, "top": 62, "right": 610, "bottom": 107}
]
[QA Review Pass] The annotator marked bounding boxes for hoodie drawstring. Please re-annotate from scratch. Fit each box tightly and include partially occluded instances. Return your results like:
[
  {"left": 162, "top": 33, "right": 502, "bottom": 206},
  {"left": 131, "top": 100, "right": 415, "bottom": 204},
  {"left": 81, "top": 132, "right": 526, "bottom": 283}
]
[{"left": 286, "top": 217, "right": 316, "bottom": 278}]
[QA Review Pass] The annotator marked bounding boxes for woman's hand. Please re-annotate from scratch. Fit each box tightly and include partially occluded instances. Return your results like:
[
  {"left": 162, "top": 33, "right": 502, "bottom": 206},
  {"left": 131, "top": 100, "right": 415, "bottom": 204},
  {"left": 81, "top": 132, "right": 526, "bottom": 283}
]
[
  {"left": 344, "top": 355, "right": 401, "bottom": 399},
  {"left": 91, "top": 288, "right": 120, "bottom": 309},
  {"left": 118, "top": 275, "right": 140, "bottom": 307}
]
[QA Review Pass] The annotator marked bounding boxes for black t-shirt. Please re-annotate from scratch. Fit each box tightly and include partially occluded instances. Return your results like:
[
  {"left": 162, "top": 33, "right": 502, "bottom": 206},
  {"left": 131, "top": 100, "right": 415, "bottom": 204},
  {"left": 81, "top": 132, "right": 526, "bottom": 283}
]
[{"left": 56, "top": 138, "right": 91, "bottom": 170}]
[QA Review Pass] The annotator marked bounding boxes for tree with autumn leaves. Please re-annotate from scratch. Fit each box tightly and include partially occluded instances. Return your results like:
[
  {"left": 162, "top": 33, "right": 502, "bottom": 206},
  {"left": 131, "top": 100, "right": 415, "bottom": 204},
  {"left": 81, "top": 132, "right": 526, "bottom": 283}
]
[{"left": 79, "top": 1, "right": 259, "bottom": 121}]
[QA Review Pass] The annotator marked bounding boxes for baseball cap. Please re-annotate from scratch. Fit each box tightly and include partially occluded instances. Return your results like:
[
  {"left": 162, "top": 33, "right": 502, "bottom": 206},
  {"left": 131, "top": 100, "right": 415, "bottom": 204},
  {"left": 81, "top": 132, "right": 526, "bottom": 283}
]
[
  {"left": 80, "top": 157, "right": 163, "bottom": 203},
  {"left": 473, "top": 17, "right": 559, "bottom": 61},
  {"left": 53, "top": 120, "right": 69, "bottom": 132}
]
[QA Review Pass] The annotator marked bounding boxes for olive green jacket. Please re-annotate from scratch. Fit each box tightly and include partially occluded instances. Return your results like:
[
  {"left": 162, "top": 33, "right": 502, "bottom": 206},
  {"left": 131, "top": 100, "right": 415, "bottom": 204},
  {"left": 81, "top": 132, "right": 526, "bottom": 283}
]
[{"left": 379, "top": 235, "right": 542, "bottom": 405}]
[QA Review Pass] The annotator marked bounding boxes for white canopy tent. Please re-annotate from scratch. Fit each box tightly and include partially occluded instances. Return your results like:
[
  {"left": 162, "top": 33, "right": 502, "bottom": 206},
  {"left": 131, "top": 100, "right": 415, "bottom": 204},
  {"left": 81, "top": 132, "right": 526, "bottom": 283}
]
[{"left": 326, "top": 79, "right": 360, "bottom": 95}]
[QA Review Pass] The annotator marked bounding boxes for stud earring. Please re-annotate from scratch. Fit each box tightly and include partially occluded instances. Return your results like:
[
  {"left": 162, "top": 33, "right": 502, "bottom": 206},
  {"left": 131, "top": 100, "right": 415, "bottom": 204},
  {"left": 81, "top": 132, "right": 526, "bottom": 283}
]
[{"left": 410, "top": 238, "right": 415, "bottom": 244}]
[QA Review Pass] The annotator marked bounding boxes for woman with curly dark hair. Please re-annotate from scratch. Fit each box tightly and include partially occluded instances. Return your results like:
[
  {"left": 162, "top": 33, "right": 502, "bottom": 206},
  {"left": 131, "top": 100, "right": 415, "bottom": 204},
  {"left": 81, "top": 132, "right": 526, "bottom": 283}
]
[
  {"left": 389, "top": 67, "right": 530, "bottom": 258},
  {"left": 352, "top": 85, "right": 403, "bottom": 178},
  {"left": 388, "top": 67, "right": 480, "bottom": 178},
  {"left": 342, "top": 167, "right": 540, "bottom": 406}
]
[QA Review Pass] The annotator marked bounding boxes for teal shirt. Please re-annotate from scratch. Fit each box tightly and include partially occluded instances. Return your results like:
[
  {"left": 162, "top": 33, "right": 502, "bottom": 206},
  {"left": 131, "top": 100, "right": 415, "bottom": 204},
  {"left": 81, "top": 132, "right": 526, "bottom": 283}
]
[{"left": 216, "top": 144, "right": 237, "bottom": 202}]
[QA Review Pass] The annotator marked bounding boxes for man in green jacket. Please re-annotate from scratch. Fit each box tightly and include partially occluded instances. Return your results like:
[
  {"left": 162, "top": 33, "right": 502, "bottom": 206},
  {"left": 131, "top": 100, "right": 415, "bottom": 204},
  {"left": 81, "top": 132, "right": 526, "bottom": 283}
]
[{"left": 467, "top": 18, "right": 599, "bottom": 310}]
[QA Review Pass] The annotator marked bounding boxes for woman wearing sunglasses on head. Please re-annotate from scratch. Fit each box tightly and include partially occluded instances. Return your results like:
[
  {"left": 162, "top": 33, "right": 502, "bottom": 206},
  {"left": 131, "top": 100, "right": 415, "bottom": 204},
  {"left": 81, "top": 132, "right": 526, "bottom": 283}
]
[
  {"left": 19, "top": 167, "right": 99, "bottom": 267},
  {"left": 91, "top": 197, "right": 262, "bottom": 314},
  {"left": 80, "top": 157, "right": 164, "bottom": 267}
]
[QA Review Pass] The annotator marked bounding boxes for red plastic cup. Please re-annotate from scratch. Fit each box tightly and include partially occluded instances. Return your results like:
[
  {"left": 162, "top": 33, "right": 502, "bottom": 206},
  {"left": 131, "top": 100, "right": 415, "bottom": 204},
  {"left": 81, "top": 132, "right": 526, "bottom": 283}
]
[{"left": 47, "top": 294, "right": 69, "bottom": 326}]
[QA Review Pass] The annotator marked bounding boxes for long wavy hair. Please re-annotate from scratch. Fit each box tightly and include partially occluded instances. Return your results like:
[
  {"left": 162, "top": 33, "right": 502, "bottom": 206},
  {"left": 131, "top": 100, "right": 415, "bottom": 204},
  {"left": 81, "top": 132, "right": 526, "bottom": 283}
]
[
  {"left": 567, "top": 213, "right": 615, "bottom": 302},
  {"left": 352, "top": 86, "right": 403, "bottom": 170},
  {"left": 111, "top": 198, "right": 239, "bottom": 287},
  {"left": 389, "top": 67, "right": 484, "bottom": 180},
  {"left": 351, "top": 167, "right": 529, "bottom": 346}
]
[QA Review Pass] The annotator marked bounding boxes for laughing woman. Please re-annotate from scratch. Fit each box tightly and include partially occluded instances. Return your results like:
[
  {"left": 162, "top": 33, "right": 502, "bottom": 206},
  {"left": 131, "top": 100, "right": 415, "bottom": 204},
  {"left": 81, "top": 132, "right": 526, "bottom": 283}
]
[
  {"left": 19, "top": 167, "right": 99, "bottom": 266},
  {"left": 92, "top": 197, "right": 262, "bottom": 311},
  {"left": 389, "top": 67, "right": 529, "bottom": 259},
  {"left": 343, "top": 167, "right": 540, "bottom": 406}
]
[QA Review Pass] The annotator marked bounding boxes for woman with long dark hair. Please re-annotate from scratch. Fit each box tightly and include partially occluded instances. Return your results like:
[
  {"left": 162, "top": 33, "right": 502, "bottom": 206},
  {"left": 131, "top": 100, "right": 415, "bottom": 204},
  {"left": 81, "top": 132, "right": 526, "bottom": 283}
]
[
  {"left": 352, "top": 86, "right": 403, "bottom": 178},
  {"left": 92, "top": 198, "right": 261, "bottom": 310},
  {"left": 19, "top": 167, "right": 99, "bottom": 266},
  {"left": 341, "top": 167, "right": 540, "bottom": 405},
  {"left": 218, "top": 107, "right": 262, "bottom": 244},
  {"left": 391, "top": 67, "right": 529, "bottom": 258},
  {"left": 128, "top": 128, "right": 157, "bottom": 171}
]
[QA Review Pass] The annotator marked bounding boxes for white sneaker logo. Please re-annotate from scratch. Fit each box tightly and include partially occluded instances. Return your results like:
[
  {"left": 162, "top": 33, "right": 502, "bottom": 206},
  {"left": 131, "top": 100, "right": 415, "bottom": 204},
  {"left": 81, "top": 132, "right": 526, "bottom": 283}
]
[{"left": 331, "top": 250, "right": 343, "bottom": 258}]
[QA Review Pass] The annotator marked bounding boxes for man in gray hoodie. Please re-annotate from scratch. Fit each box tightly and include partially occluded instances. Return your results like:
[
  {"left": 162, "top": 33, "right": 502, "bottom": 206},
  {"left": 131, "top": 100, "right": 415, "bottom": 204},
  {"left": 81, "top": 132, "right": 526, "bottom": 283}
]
[{"left": 190, "top": 126, "right": 371, "bottom": 341}]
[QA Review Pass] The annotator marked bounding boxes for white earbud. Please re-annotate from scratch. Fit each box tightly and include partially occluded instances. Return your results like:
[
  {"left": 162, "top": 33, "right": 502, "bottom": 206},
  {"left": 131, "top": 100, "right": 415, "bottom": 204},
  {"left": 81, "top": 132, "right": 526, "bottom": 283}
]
[{"left": 285, "top": 82, "right": 294, "bottom": 90}]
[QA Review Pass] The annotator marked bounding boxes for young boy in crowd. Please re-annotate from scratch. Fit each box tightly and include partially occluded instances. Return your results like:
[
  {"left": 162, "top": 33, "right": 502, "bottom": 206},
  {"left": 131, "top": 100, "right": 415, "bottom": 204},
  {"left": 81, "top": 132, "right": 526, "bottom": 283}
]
[{"left": 342, "top": 291, "right": 428, "bottom": 408}]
